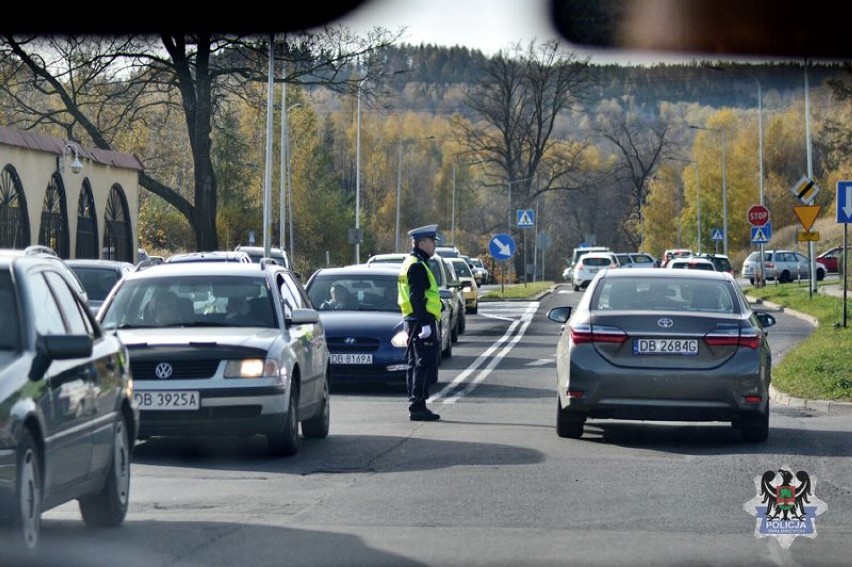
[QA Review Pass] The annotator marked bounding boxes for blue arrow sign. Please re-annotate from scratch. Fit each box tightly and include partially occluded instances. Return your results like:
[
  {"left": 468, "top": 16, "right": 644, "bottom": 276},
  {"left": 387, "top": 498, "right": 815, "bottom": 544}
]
[
  {"left": 838, "top": 180, "right": 852, "bottom": 224},
  {"left": 488, "top": 233, "right": 516, "bottom": 260},
  {"left": 516, "top": 209, "right": 535, "bottom": 228},
  {"left": 751, "top": 224, "right": 771, "bottom": 243},
  {"left": 711, "top": 228, "right": 723, "bottom": 241}
]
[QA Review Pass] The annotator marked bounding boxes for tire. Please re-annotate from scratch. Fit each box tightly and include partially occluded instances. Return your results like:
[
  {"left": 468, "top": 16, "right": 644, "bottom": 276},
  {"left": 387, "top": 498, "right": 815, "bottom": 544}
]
[
  {"left": 749, "top": 278, "right": 755, "bottom": 285},
  {"left": 268, "top": 383, "right": 300, "bottom": 457},
  {"left": 779, "top": 270, "right": 792, "bottom": 283},
  {"left": 442, "top": 330, "right": 453, "bottom": 359},
  {"left": 816, "top": 268, "right": 825, "bottom": 281},
  {"left": 740, "top": 406, "right": 770, "bottom": 442},
  {"left": 458, "top": 310, "right": 466, "bottom": 334},
  {"left": 451, "top": 316, "right": 460, "bottom": 343},
  {"left": 301, "top": 373, "right": 330, "bottom": 439},
  {"left": 7, "top": 429, "right": 41, "bottom": 556},
  {"left": 79, "top": 417, "right": 131, "bottom": 527},
  {"left": 573, "top": 284, "right": 579, "bottom": 292},
  {"left": 556, "top": 400, "right": 585, "bottom": 439},
  {"left": 469, "top": 305, "right": 478, "bottom": 315}
]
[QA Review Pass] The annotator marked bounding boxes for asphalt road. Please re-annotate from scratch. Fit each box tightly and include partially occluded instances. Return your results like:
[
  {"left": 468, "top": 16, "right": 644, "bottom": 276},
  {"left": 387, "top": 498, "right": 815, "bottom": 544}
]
[{"left": 26, "top": 285, "right": 851, "bottom": 567}]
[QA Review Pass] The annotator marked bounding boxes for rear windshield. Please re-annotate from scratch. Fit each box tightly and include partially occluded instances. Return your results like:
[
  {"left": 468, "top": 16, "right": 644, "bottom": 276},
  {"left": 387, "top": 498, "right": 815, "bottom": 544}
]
[
  {"left": 583, "top": 257, "right": 612, "bottom": 267},
  {"left": 593, "top": 277, "right": 739, "bottom": 313}
]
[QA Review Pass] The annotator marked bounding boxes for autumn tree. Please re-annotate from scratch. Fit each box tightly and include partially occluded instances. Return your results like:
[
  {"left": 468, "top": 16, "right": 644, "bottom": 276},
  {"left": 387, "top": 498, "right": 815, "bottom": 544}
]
[{"left": 0, "top": 29, "right": 400, "bottom": 251}]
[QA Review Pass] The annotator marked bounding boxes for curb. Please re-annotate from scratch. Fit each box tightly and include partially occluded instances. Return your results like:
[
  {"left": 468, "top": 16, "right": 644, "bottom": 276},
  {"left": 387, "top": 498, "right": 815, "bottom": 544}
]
[{"left": 748, "top": 296, "right": 852, "bottom": 414}]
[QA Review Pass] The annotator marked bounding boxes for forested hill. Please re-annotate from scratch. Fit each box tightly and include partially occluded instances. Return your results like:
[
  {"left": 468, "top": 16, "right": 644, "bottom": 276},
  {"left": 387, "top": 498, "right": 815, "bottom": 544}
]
[{"left": 367, "top": 43, "right": 842, "bottom": 117}]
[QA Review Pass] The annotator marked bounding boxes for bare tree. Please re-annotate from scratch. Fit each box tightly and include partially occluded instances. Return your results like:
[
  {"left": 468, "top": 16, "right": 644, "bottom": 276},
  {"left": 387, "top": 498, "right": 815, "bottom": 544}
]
[
  {"left": 454, "top": 41, "right": 593, "bottom": 224},
  {"left": 0, "top": 29, "right": 400, "bottom": 250},
  {"left": 596, "top": 110, "right": 671, "bottom": 250}
]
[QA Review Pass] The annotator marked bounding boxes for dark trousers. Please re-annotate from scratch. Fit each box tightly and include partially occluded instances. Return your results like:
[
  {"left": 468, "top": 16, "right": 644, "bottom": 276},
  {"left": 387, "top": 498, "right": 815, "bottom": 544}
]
[{"left": 404, "top": 319, "right": 439, "bottom": 411}]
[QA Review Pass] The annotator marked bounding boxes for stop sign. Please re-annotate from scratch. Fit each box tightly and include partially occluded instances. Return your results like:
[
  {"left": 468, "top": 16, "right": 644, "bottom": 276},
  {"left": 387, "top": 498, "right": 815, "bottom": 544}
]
[{"left": 748, "top": 204, "right": 770, "bottom": 226}]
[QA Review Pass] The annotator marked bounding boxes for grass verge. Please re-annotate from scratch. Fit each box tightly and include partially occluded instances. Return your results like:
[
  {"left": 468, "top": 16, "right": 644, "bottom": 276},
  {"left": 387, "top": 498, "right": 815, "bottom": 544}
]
[
  {"left": 480, "top": 281, "right": 555, "bottom": 301},
  {"left": 746, "top": 282, "right": 852, "bottom": 402}
]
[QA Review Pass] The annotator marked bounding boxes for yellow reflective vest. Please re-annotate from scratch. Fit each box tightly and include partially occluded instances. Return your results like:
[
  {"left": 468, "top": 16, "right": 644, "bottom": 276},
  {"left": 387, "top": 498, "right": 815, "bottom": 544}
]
[{"left": 398, "top": 255, "right": 442, "bottom": 320}]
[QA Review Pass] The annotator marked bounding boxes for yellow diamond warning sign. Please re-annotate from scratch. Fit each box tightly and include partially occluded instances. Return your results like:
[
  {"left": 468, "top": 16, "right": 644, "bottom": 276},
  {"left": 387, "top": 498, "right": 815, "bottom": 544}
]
[{"left": 793, "top": 205, "right": 821, "bottom": 232}]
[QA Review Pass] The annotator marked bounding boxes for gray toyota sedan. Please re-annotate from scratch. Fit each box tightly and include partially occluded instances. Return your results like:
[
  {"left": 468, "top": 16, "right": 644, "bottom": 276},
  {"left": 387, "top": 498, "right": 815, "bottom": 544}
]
[{"left": 548, "top": 268, "right": 776, "bottom": 442}]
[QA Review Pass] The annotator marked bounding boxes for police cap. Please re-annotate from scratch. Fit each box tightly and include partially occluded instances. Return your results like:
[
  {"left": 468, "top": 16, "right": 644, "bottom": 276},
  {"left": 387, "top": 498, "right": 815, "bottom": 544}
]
[{"left": 407, "top": 224, "right": 441, "bottom": 242}]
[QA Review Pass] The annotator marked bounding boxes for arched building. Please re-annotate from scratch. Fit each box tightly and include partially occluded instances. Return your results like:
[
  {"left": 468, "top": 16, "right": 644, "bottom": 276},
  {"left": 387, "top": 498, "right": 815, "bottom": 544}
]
[{"left": 0, "top": 126, "right": 143, "bottom": 262}]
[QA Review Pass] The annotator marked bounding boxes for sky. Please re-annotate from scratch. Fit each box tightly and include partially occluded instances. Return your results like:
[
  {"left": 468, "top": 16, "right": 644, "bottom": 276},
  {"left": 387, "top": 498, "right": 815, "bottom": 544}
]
[{"left": 338, "top": 0, "right": 561, "bottom": 56}]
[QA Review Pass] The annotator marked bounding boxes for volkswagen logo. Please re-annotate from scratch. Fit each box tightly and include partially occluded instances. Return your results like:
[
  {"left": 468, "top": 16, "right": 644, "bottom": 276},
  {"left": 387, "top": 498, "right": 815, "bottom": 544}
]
[
  {"left": 657, "top": 318, "right": 674, "bottom": 328},
  {"left": 155, "top": 362, "right": 174, "bottom": 379},
  {"left": 344, "top": 337, "right": 357, "bottom": 345}
]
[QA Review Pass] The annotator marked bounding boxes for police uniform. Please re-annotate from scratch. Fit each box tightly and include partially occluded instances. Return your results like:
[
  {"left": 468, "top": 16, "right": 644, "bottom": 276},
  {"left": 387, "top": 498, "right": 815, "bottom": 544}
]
[{"left": 398, "top": 224, "right": 442, "bottom": 421}]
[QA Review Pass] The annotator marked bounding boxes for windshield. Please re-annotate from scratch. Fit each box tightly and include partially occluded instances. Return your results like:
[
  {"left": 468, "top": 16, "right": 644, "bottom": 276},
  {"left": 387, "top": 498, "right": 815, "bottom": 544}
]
[
  {"left": 99, "top": 275, "right": 275, "bottom": 329},
  {"left": 306, "top": 273, "right": 399, "bottom": 312}
]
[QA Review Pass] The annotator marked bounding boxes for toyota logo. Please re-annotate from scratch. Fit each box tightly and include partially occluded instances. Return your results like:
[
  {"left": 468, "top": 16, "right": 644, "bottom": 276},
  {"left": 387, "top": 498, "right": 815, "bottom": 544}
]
[
  {"left": 155, "top": 362, "right": 174, "bottom": 379},
  {"left": 344, "top": 337, "right": 357, "bottom": 345},
  {"left": 657, "top": 318, "right": 674, "bottom": 328}
]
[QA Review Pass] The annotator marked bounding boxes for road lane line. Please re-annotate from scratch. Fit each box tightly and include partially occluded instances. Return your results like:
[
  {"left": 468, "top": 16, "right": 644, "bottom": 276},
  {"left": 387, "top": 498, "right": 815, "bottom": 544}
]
[{"left": 431, "top": 302, "right": 538, "bottom": 404}]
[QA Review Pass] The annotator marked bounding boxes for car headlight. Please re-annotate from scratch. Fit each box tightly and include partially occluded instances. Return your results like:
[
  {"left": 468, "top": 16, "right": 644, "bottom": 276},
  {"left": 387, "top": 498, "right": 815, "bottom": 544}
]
[
  {"left": 224, "top": 359, "right": 286, "bottom": 381},
  {"left": 391, "top": 330, "right": 409, "bottom": 348},
  {"left": 462, "top": 284, "right": 472, "bottom": 293}
]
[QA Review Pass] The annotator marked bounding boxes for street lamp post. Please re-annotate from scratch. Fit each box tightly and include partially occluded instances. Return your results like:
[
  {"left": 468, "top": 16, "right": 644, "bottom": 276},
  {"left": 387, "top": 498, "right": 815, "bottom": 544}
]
[
  {"left": 354, "top": 76, "right": 368, "bottom": 264},
  {"left": 395, "top": 136, "right": 435, "bottom": 252}
]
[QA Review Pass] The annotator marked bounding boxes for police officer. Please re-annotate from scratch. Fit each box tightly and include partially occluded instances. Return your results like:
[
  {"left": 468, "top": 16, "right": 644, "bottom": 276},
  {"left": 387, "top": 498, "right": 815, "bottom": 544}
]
[{"left": 398, "top": 224, "right": 442, "bottom": 421}]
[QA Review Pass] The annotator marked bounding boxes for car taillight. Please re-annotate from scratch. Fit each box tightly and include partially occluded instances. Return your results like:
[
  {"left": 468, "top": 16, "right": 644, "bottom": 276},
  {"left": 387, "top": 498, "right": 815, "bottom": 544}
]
[
  {"left": 570, "top": 323, "right": 627, "bottom": 344},
  {"left": 704, "top": 327, "right": 761, "bottom": 349},
  {"left": 765, "top": 262, "right": 774, "bottom": 268}
]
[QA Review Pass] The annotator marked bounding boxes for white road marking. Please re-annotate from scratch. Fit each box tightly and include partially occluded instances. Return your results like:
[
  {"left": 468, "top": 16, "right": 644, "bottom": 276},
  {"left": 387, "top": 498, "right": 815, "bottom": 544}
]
[{"left": 431, "top": 302, "right": 538, "bottom": 404}]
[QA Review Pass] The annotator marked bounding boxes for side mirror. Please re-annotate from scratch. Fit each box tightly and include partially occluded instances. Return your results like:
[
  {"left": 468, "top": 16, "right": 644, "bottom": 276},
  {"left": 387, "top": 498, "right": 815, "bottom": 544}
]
[
  {"left": 547, "top": 306, "right": 573, "bottom": 324},
  {"left": 755, "top": 311, "right": 776, "bottom": 329}
]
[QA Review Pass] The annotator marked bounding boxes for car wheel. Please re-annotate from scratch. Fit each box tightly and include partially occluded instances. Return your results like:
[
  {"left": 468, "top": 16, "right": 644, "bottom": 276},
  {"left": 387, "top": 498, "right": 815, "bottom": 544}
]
[
  {"left": 301, "top": 372, "right": 330, "bottom": 439},
  {"left": 268, "top": 383, "right": 300, "bottom": 457},
  {"left": 469, "top": 304, "right": 478, "bottom": 315},
  {"left": 458, "top": 310, "right": 466, "bottom": 334},
  {"left": 451, "top": 316, "right": 460, "bottom": 343},
  {"left": 573, "top": 284, "right": 580, "bottom": 292},
  {"left": 556, "top": 400, "right": 585, "bottom": 439},
  {"left": 779, "top": 270, "right": 792, "bottom": 283},
  {"left": 7, "top": 428, "right": 41, "bottom": 556},
  {"left": 816, "top": 268, "right": 825, "bottom": 281},
  {"left": 740, "top": 406, "right": 769, "bottom": 442},
  {"left": 79, "top": 417, "right": 131, "bottom": 527},
  {"left": 442, "top": 330, "right": 453, "bottom": 359},
  {"left": 749, "top": 278, "right": 755, "bottom": 285}
]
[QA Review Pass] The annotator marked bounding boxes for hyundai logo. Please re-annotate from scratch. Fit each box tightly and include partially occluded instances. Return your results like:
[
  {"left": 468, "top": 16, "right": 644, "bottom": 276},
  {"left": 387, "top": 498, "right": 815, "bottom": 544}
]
[
  {"left": 657, "top": 318, "right": 674, "bottom": 328},
  {"left": 344, "top": 337, "right": 357, "bottom": 345},
  {"left": 155, "top": 362, "right": 174, "bottom": 379}
]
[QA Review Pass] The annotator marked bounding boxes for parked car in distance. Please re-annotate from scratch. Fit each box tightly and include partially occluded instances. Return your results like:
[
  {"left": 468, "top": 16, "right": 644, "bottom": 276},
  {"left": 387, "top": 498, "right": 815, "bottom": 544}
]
[
  {"left": 97, "top": 261, "right": 330, "bottom": 457},
  {"left": 741, "top": 249, "right": 827, "bottom": 284},
  {"left": 666, "top": 256, "right": 716, "bottom": 271},
  {"left": 468, "top": 257, "right": 490, "bottom": 285},
  {"left": 305, "top": 265, "right": 415, "bottom": 386},
  {"left": 616, "top": 252, "right": 656, "bottom": 268},
  {"left": 0, "top": 253, "right": 138, "bottom": 558},
  {"left": 434, "top": 245, "right": 461, "bottom": 259},
  {"left": 166, "top": 250, "right": 251, "bottom": 263},
  {"left": 234, "top": 245, "right": 293, "bottom": 271},
  {"left": 694, "top": 253, "right": 734, "bottom": 275},
  {"left": 816, "top": 245, "right": 848, "bottom": 273},
  {"left": 567, "top": 245, "right": 611, "bottom": 280},
  {"left": 571, "top": 251, "right": 619, "bottom": 291},
  {"left": 660, "top": 248, "right": 693, "bottom": 267},
  {"left": 446, "top": 256, "right": 479, "bottom": 314},
  {"left": 547, "top": 268, "right": 775, "bottom": 442},
  {"left": 66, "top": 258, "right": 135, "bottom": 312}
]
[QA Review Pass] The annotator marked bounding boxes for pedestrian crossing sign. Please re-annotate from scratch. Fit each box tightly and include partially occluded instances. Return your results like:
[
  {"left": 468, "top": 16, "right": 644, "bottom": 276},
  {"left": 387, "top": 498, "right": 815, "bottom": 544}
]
[
  {"left": 751, "top": 224, "right": 771, "bottom": 243},
  {"left": 711, "top": 228, "right": 723, "bottom": 241},
  {"left": 516, "top": 209, "right": 535, "bottom": 228}
]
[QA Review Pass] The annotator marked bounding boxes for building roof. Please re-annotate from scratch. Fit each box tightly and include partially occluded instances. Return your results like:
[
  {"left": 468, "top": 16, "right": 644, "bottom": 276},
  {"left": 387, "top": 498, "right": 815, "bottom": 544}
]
[{"left": 0, "top": 125, "right": 144, "bottom": 171}]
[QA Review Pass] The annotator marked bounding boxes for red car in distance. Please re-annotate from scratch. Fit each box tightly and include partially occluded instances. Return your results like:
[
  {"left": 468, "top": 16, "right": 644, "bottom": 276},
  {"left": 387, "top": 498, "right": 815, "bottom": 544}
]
[{"left": 816, "top": 246, "right": 848, "bottom": 273}]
